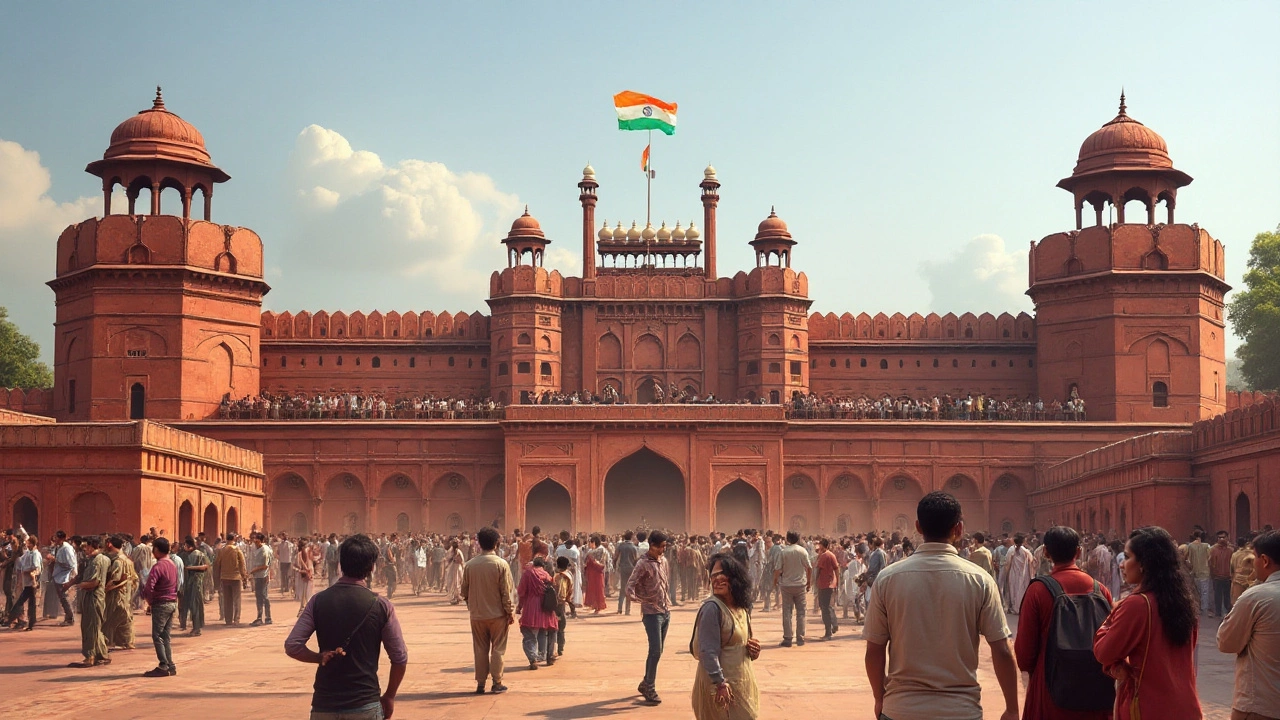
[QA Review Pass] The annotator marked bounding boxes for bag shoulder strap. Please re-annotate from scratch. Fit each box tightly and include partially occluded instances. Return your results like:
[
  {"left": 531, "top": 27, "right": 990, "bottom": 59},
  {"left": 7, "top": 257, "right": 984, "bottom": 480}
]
[
  {"left": 1132, "top": 593, "right": 1153, "bottom": 695},
  {"left": 340, "top": 587, "right": 381, "bottom": 653},
  {"left": 1032, "top": 574, "right": 1065, "bottom": 600}
]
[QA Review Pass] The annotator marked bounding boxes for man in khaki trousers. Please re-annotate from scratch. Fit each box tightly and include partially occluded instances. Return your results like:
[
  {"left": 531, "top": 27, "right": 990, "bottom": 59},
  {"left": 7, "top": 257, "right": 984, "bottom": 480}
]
[
  {"left": 214, "top": 533, "right": 248, "bottom": 625},
  {"left": 462, "top": 527, "right": 515, "bottom": 695}
]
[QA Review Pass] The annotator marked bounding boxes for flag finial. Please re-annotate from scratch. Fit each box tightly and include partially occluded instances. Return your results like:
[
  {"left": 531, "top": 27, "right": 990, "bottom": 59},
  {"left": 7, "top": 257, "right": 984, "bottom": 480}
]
[
  {"left": 1118, "top": 88, "right": 1126, "bottom": 116},
  {"left": 153, "top": 86, "right": 165, "bottom": 110}
]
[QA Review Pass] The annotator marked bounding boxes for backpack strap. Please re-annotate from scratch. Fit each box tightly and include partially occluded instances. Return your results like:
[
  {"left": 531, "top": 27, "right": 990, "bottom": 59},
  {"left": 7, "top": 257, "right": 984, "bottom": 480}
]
[{"left": 1033, "top": 574, "right": 1065, "bottom": 600}]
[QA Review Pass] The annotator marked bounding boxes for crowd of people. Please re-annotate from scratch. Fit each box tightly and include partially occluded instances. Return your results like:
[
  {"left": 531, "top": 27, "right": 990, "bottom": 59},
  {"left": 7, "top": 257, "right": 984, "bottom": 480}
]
[
  {"left": 2, "top": 509, "right": 1275, "bottom": 720},
  {"left": 217, "top": 392, "right": 503, "bottom": 420},
  {"left": 213, "top": 386, "right": 1090, "bottom": 424},
  {"left": 785, "top": 391, "right": 1089, "bottom": 421}
]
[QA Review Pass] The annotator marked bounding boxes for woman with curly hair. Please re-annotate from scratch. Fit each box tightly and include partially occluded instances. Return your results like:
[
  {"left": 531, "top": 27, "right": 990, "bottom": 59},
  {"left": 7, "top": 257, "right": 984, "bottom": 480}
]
[
  {"left": 690, "top": 552, "right": 761, "bottom": 720},
  {"left": 1094, "top": 526, "right": 1201, "bottom": 720}
]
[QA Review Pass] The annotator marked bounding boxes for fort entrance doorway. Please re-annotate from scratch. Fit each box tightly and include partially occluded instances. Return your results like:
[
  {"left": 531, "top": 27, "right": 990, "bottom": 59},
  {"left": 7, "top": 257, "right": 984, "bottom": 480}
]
[
  {"left": 527, "top": 479, "right": 571, "bottom": 535},
  {"left": 604, "top": 448, "right": 685, "bottom": 532},
  {"left": 716, "top": 480, "right": 763, "bottom": 532}
]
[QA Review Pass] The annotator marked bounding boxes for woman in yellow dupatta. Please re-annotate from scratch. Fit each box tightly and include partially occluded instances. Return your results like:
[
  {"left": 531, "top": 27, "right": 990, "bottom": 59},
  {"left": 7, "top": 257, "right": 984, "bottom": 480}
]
[{"left": 691, "top": 552, "right": 761, "bottom": 720}]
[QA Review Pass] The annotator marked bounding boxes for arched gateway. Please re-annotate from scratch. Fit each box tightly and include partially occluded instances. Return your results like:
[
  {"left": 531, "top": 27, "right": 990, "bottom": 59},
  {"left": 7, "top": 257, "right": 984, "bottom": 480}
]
[{"left": 604, "top": 448, "right": 685, "bottom": 532}]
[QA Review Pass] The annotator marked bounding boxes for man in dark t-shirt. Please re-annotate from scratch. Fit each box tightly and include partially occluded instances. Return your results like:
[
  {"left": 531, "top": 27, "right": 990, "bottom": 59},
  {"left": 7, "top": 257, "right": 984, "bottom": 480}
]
[{"left": 286, "top": 535, "right": 408, "bottom": 719}]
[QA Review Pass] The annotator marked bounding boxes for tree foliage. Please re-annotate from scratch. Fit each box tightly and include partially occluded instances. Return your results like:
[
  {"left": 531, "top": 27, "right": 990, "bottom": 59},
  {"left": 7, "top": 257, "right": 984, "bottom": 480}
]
[
  {"left": 1228, "top": 225, "right": 1280, "bottom": 391},
  {"left": 0, "top": 307, "right": 53, "bottom": 389}
]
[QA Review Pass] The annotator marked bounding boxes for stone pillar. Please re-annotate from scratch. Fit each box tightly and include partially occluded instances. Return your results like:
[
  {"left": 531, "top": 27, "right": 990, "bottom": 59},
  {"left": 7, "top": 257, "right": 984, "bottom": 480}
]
[
  {"left": 103, "top": 183, "right": 113, "bottom": 216},
  {"left": 151, "top": 181, "right": 161, "bottom": 215},
  {"left": 367, "top": 498, "right": 378, "bottom": 535},
  {"left": 701, "top": 170, "right": 720, "bottom": 280},
  {"left": 204, "top": 189, "right": 213, "bottom": 221},
  {"left": 312, "top": 497, "right": 323, "bottom": 535},
  {"left": 579, "top": 173, "right": 598, "bottom": 280}
]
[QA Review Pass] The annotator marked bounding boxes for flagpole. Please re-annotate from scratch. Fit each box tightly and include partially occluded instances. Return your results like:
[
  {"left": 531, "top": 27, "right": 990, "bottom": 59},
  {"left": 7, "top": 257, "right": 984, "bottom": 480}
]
[{"left": 646, "top": 128, "right": 652, "bottom": 267}]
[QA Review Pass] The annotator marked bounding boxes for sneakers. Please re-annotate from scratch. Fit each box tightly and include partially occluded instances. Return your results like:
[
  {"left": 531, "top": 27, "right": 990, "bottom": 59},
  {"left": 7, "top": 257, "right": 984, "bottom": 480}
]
[
  {"left": 780, "top": 639, "right": 793, "bottom": 647},
  {"left": 143, "top": 666, "right": 171, "bottom": 678},
  {"left": 475, "top": 684, "right": 486, "bottom": 695},
  {"left": 797, "top": 636, "right": 806, "bottom": 646},
  {"left": 491, "top": 684, "right": 508, "bottom": 694},
  {"left": 528, "top": 662, "right": 538, "bottom": 670},
  {"left": 639, "top": 683, "right": 661, "bottom": 704},
  {"left": 250, "top": 619, "right": 263, "bottom": 627}
]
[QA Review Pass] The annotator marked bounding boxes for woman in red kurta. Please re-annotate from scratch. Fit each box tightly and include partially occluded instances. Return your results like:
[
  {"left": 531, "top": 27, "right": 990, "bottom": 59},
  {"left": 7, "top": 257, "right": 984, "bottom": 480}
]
[
  {"left": 583, "top": 537, "right": 608, "bottom": 613},
  {"left": 1093, "top": 526, "right": 1201, "bottom": 720},
  {"left": 1014, "top": 526, "right": 1113, "bottom": 720}
]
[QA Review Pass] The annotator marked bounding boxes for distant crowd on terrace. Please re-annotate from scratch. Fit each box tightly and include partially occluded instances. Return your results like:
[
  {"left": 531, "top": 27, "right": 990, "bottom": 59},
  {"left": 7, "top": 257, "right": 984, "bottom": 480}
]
[{"left": 215, "top": 387, "right": 1085, "bottom": 421}]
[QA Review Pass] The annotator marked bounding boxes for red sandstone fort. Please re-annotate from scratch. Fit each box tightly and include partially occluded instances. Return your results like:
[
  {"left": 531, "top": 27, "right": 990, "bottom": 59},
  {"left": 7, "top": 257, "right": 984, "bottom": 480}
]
[{"left": 1, "top": 90, "right": 1276, "bottom": 541}]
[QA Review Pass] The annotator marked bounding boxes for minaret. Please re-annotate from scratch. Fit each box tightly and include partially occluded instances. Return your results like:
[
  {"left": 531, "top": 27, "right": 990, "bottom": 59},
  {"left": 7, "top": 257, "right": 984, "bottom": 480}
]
[
  {"left": 578, "top": 163, "right": 598, "bottom": 280},
  {"left": 700, "top": 164, "right": 720, "bottom": 279}
]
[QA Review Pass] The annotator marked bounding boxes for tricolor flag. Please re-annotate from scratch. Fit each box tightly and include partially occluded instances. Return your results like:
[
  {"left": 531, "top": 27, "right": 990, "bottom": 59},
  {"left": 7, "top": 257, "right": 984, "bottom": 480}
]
[
  {"left": 614, "top": 91, "right": 677, "bottom": 135},
  {"left": 641, "top": 144, "right": 650, "bottom": 172}
]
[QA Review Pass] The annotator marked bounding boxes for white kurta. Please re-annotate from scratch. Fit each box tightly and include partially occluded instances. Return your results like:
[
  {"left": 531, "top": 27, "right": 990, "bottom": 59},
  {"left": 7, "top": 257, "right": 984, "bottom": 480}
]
[{"left": 1004, "top": 545, "right": 1036, "bottom": 612}]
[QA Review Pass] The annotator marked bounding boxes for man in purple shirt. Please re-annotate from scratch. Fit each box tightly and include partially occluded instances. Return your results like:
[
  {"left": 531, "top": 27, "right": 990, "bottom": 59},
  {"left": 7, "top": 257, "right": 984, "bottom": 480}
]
[
  {"left": 141, "top": 536, "right": 179, "bottom": 677},
  {"left": 286, "top": 534, "right": 408, "bottom": 720}
]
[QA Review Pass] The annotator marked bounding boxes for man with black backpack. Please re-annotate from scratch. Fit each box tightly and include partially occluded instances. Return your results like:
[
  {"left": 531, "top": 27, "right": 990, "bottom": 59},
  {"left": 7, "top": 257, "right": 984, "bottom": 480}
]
[{"left": 1014, "top": 525, "right": 1114, "bottom": 720}]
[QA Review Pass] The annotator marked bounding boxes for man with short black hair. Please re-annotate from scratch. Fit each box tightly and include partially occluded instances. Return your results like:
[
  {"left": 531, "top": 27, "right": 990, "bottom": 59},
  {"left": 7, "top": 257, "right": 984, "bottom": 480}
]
[
  {"left": 864, "top": 492, "right": 1018, "bottom": 720},
  {"left": 286, "top": 534, "right": 408, "bottom": 719},
  {"left": 180, "top": 537, "right": 210, "bottom": 636},
  {"left": 247, "top": 532, "right": 274, "bottom": 626},
  {"left": 775, "top": 530, "right": 813, "bottom": 647},
  {"left": 627, "top": 529, "right": 671, "bottom": 704},
  {"left": 1014, "top": 525, "right": 1113, "bottom": 719},
  {"left": 71, "top": 535, "right": 111, "bottom": 668},
  {"left": 142, "top": 536, "right": 179, "bottom": 677},
  {"left": 462, "top": 526, "right": 514, "bottom": 695},
  {"left": 1219, "top": 530, "right": 1280, "bottom": 720},
  {"left": 1209, "top": 530, "right": 1235, "bottom": 618},
  {"left": 614, "top": 530, "right": 638, "bottom": 615},
  {"left": 45, "top": 530, "right": 77, "bottom": 625},
  {"left": 215, "top": 532, "right": 248, "bottom": 624}
]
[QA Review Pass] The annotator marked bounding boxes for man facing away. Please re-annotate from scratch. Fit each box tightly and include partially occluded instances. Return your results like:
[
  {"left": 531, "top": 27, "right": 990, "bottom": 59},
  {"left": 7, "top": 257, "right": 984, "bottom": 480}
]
[
  {"left": 1185, "top": 530, "right": 1213, "bottom": 615},
  {"left": 141, "top": 536, "right": 180, "bottom": 677},
  {"left": 864, "top": 491, "right": 1019, "bottom": 720},
  {"left": 102, "top": 535, "right": 137, "bottom": 650},
  {"left": 180, "top": 536, "right": 210, "bottom": 636},
  {"left": 1218, "top": 530, "right": 1280, "bottom": 720},
  {"left": 1003, "top": 534, "right": 1036, "bottom": 614},
  {"left": 614, "top": 530, "right": 638, "bottom": 615},
  {"left": 286, "top": 534, "right": 408, "bottom": 720},
  {"left": 775, "top": 530, "right": 813, "bottom": 647},
  {"left": 247, "top": 532, "right": 274, "bottom": 626},
  {"left": 968, "top": 533, "right": 994, "bottom": 577},
  {"left": 626, "top": 529, "right": 671, "bottom": 705},
  {"left": 1014, "top": 525, "right": 1113, "bottom": 720},
  {"left": 461, "top": 527, "right": 514, "bottom": 695}
]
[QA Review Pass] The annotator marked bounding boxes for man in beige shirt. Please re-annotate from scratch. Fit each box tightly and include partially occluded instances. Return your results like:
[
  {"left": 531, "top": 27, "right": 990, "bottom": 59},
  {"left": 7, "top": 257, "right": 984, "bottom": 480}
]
[
  {"left": 214, "top": 533, "right": 248, "bottom": 625},
  {"left": 462, "top": 526, "right": 515, "bottom": 695},
  {"left": 1218, "top": 530, "right": 1280, "bottom": 720},
  {"left": 968, "top": 533, "right": 994, "bottom": 577},
  {"left": 864, "top": 492, "right": 1019, "bottom": 720}
]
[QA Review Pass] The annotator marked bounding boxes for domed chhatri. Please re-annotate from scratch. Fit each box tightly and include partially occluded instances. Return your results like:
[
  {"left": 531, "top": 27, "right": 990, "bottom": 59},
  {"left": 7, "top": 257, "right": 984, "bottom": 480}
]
[
  {"left": 507, "top": 206, "right": 546, "bottom": 238},
  {"left": 598, "top": 220, "right": 612, "bottom": 242},
  {"left": 1070, "top": 92, "right": 1174, "bottom": 176},
  {"left": 754, "top": 207, "right": 792, "bottom": 240},
  {"left": 582, "top": 162, "right": 596, "bottom": 179},
  {"left": 685, "top": 222, "right": 700, "bottom": 242},
  {"left": 641, "top": 222, "right": 657, "bottom": 242},
  {"left": 613, "top": 221, "right": 627, "bottom": 243},
  {"left": 703, "top": 164, "right": 717, "bottom": 180},
  {"left": 627, "top": 221, "right": 642, "bottom": 242},
  {"left": 671, "top": 221, "right": 685, "bottom": 243},
  {"left": 85, "top": 87, "right": 230, "bottom": 220},
  {"left": 1057, "top": 93, "right": 1192, "bottom": 229},
  {"left": 656, "top": 221, "right": 671, "bottom": 243}
]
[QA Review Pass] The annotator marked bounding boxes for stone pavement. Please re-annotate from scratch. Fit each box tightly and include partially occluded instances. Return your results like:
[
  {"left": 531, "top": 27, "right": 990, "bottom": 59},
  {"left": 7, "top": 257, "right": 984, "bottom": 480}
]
[{"left": 1, "top": 590, "right": 1236, "bottom": 719}]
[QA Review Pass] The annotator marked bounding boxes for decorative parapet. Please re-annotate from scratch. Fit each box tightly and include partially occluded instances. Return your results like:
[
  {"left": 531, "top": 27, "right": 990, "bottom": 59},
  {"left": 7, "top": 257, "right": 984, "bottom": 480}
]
[
  {"left": 1193, "top": 398, "right": 1277, "bottom": 451},
  {"left": 0, "top": 407, "right": 56, "bottom": 425},
  {"left": 503, "top": 404, "right": 786, "bottom": 424},
  {"left": 807, "top": 311, "right": 1034, "bottom": 343},
  {"left": 261, "top": 309, "right": 489, "bottom": 342},
  {"left": 1043, "top": 430, "right": 1194, "bottom": 488},
  {"left": 0, "top": 387, "right": 53, "bottom": 415}
]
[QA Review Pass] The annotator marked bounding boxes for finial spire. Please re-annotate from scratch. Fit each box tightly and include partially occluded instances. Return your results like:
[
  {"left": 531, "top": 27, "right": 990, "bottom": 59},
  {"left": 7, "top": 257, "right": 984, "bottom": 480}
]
[
  {"left": 153, "top": 85, "right": 165, "bottom": 110},
  {"left": 1118, "top": 88, "right": 1126, "bottom": 116},
  {"left": 770, "top": 205, "right": 776, "bottom": 215},
  {"left": 523, "top": 204, "right": 529, "bottom": 215}
]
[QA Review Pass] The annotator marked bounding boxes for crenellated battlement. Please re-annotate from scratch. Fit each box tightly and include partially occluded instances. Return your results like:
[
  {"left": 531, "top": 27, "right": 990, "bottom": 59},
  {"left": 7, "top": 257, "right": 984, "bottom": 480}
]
[
  {"left": 260, "top": 309, "right": 490, "bottom": 342},
  {"left": 1193, "top": 398, "right": 1277, "bottom": 450},
  {"left": 1029, "top": 223, "right": 1227, "bottom": 288},
  {"left": 54, "top": 215, "right": 264, "bottom": 280},
  {"left": 808, "top": 311, "right": 1034, "bottom": 343}
]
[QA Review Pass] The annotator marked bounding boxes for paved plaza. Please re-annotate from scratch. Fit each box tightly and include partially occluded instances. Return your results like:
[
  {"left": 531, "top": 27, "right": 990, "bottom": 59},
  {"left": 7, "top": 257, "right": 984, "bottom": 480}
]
[{"left": 2, "top": 589, "right": 1236, "bottom": 719}]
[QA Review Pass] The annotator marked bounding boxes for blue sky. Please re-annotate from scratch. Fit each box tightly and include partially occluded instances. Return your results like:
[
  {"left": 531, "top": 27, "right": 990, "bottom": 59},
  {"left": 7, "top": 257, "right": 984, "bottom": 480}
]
[{"left": 2, "top": 2, "right": 1277, "bottom": 364}]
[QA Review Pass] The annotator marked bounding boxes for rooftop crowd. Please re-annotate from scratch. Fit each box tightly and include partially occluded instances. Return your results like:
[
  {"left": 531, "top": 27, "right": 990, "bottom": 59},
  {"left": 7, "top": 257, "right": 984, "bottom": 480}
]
[
  {"left": 3, "top": 505, "right": 1274, "bottom": 720},
  {"left": 214, "top": 386, "right": 1087, "bottom": 422}
]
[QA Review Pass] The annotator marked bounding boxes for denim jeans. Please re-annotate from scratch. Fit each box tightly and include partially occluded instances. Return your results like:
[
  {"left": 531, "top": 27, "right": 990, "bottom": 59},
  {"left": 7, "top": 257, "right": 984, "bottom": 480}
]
[
  {"left": 520, "top": 626, "right": 549, "bottom": 662},
  {"left": 1196, "top": 578, "right": 1211, "bottom": 614},
  {"left": 642, "top": 611, "right": 670, "bottom": 686},
  {"left": 554, "top": 604, "right": 567, "bottom": 654},
  {"left": 151, "top": 601, "right": 177, "bottom": 670},
  {"left": 253, "top": 577, "right": 272, "bottom": 622},
  {"left": 309, "top": 701, "right": 383, "bottom": 720}
]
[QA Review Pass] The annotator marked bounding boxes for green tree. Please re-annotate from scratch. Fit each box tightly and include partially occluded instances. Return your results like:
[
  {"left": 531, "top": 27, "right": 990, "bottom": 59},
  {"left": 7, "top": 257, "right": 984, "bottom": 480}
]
[
  {"left": 0, "top": 307, "right": 53, "bottom": 389},
  {"left": 1228, "top": 225, "right": 1280, "bottom": 390}
]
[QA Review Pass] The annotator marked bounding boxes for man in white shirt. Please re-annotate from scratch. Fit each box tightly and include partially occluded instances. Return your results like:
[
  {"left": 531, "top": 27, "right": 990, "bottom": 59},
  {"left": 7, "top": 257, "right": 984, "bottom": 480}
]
[
  {"left": 277, "top": 532, "right": 295, "bottom": 598},
  {"left": 864, "top": 491, "right": 1019, "bottom": 720},
  {"left": 1218, "top": 530, "right": 1280, "bottom": 720},
  {"left": 246, "top": 533, "right": 274, "bottom": 626}
]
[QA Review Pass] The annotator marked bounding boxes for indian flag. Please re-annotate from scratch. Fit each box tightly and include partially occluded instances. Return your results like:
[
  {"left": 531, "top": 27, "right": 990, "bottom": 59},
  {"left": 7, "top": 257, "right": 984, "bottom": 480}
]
[{"left": 614, "top": 91, "right": 677, "bottom": 135}]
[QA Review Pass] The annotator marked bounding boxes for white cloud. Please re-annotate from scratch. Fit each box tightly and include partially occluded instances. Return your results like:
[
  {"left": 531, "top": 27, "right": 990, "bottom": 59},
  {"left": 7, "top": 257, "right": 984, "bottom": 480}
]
[
  {"left": 0, "top": 139, "right": 99, "bottom": 365},
  {"left": 277, "top": 125, "right": 523, "bottom": 306},
  {"left": 918, "top": 233, "right": 1032, "bottom": 314}
]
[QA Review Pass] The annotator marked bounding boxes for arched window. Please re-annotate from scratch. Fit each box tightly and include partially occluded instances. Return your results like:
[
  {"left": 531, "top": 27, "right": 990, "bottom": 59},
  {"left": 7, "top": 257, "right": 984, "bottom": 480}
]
[
  {"left": 409, "top": 357, "right": 415, "bottom": 368},
  {"left": 448, "top": 356, "right": 455, "bottom": 367},
  {"left": 129, "top": 383, "right": 145, "bottom": 419},
  {"left": 879, "top": 359, "right": 888, "bottom": 370},
  {"left": 517, "top": 362, "right": 531, "bottom": 374},
  {"left": 498, "top": 362, "right": 509, "bottom": 376},
  {"left": 372, "top": 357, "right": 381, "bottom": 368},
  {"left": 540, "top": 362, "right": 552, "bottom": 376},
  {"left": 337, "top": 356, "right": 343, "bottom": 366},
  {"left": 1152, "top": 381, "right": 1169, "bottom": 407},
  {"left": 860, "top": 358, "right": 867, "bottom": 368}
]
